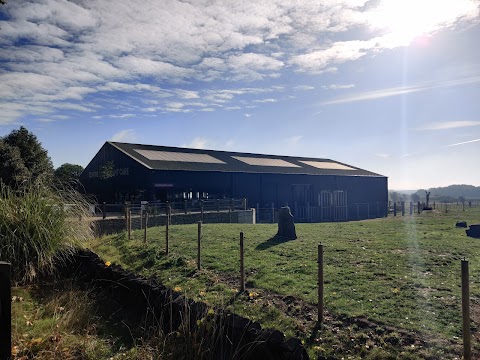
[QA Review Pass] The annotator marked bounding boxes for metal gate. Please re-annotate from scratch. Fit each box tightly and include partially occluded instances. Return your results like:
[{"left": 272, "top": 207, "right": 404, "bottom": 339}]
[
  {"left": 320, "top": 191, "right": 332, "bottom": 221},
  {"left": 333, "top": 191, "right": 347, "bottom": 221},
  {"left": 319, "top": 190, "right": 347, "bottom": 222}
]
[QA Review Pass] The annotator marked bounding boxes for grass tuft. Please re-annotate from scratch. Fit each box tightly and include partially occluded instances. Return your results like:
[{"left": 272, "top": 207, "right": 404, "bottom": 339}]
[{"left": 0, "top": 181, "right": 94, "bottom": 282}]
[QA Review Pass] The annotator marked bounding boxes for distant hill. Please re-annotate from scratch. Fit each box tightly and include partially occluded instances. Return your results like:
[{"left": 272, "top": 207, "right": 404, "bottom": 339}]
[{"left": 414, "top": 184, "right": 480, "bottom": 201}]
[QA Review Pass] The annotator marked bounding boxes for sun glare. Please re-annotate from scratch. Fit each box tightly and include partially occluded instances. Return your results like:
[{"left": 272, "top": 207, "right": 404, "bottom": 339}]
[{"left": 367, "top": 0, "right": 479, "bottom": 46}]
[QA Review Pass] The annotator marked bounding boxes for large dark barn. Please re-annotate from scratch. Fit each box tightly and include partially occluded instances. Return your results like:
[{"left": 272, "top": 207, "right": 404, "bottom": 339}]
[{"left": 80, "top": 141, "right": 388, "bottom": 221}]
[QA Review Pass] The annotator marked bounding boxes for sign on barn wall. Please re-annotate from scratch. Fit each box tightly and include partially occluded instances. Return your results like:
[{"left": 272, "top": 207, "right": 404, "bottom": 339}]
[{"left": 89, "top": 168, "right": 129, "bottom": 178}]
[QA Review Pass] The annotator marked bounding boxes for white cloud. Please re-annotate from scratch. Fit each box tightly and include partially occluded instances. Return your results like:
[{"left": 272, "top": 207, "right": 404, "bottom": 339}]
[
  {"left": 111, "top": 129, "right": 137, "bottom": 142},
  {"left": 253, "top": 98, "right": 277, "bottom": 103},
  {"left": 286, "top": 135, "right": 303, "bottom": 146},
  {"left": 322, "top": 84, "right": 355, "bottom": 90},
  {"left": 417, "top": 121, "right": 480, "bottom": 131},
  {"left": 290, "top": 39, "right": 377, "bottom": 73},
  {"left": 293, "top": 85, "right": 315, "bottom": 91},
  {"left": 108, "top": 113, "right": 135, "bottom": 119},
  {"left": 183, "top": 137, "right": 210, "bottom": 149},
  {"left": 176, "top": 90, "right": 200, "bottom": 99},
  {"left": 0, "top": 0, "right": 478, "bottom": 123},
  {"left": 375, "top": 153, "right": 391, "bottom": 159}
]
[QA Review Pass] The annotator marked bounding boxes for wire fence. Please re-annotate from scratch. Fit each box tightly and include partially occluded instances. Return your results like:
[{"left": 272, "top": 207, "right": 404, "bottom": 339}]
[{"left": 90, "top": 198, "right": 248, "bottom": 220}]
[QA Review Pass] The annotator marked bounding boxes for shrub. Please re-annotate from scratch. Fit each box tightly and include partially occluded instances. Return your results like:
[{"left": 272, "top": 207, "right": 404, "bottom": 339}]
[{"left": 0, "top": 181, "right": 93, "bottom": 282}]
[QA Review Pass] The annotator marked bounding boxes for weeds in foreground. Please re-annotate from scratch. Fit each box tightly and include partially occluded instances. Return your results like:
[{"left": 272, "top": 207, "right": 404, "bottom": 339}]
[{"left": 0, "top": 181, "right": 93, "bottom": 282}]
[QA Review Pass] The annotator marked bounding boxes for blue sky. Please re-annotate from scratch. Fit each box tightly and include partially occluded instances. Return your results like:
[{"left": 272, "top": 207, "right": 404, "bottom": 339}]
[{"left": 0, "top": 0, "right": 479, "bottom": 190}]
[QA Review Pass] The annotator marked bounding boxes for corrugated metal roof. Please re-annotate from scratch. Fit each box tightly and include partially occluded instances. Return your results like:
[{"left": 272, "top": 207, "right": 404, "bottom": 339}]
[{"left": 108, "top": 141, "right": 384, "bottom": 177}]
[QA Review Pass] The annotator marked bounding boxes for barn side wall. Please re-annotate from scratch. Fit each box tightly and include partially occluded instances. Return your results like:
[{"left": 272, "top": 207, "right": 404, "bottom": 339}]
[{"left": 81, "top": 145, "right": 388, "bottom": 221}]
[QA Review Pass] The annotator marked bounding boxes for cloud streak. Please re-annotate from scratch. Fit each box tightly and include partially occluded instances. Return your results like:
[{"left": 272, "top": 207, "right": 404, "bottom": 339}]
[
  {"left": 321, "top": 76, "right": 480, "bottom": 105},
  {"left": 443, "top": 138, "right": 480, "bottom": 148},
  {"left": 417, "top": 121, "right": 480, "bottom": 130}
]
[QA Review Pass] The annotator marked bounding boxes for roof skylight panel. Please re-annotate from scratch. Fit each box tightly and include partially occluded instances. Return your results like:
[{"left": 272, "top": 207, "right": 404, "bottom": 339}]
[
  {"left": 232, "top": 156, "right": 300, "bottom": 168},
  {"left": 134, "top": 149, "right": 226, "bottom": 164},
  {"left": 299, "top": 160, "right": 355, "bottom": 170}
]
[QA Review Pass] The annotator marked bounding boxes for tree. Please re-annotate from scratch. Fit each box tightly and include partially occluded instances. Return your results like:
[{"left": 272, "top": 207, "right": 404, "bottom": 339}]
[
  {"left": 0, "top": 126, "right": 54, "bottom": 187},
  {"left": 389, "top": 191, "right": 398, "bottom": 203},
  {"left": 55, "top": 163, "right": 84, "bottom": 183},
  {"left": 0, "top": 140, "right": 29, "bottom": 185},
  {"left": 410, "top": 193, "right": 420, "bottom": 203}
]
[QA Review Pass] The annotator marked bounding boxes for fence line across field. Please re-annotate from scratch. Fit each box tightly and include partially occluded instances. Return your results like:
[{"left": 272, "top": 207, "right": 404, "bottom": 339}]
[{"left": 134, "top": 220, "right": 473, "bottom": 358}]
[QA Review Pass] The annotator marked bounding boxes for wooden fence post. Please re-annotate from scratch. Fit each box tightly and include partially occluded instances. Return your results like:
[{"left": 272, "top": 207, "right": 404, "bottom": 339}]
[
  {"left": 216, "top": 199, "right": 220, "bottom": 212},
  {"left": 401, "top": 201, "right": 405, "bottom": 216},
  {"left": 128, "top": 209, "right": 131, "bottom": 240},
  {"left": 462, "top": 258, "right": 471, "bottom": 360},
  {"left": 165, "top": 206, "right": 170, "bottom": 255},
  {"left": 102, "top": 202, "right": 106, "bottom": 219},
  {"left": 410, "top": 201, "right": 413, "bottom": 215},
  {"left": 0, "top": 262, "right": 11, "bottom": 360},
  {"left": 393, "top": 202, "right": 397, "bottom": 216},
  {"left": 143, "top": 211, "right": 148, "bottom": 243},
  {"left": 242, "top": 198, "right": 247, "bottom": 210},
  {"left": 200, "top": 200, "right": 204, "bottom": 221},
  {"left": 240, "top": 232, "right": 245, "bottom": 292},
  {"left": 417, "top": 201, "right": 421, "bottom": 214},
  {"left": 184, "top": 200, "right": 188, "bottom": 214},
  {"left": 318, "top": 244, "right": 324, "bottom": 324},
  {"left": 197, "top": 221, "right": 202, "bottom": 270},
  {"left": 256, "top": 203, "right": 259, "bottom": 223}
]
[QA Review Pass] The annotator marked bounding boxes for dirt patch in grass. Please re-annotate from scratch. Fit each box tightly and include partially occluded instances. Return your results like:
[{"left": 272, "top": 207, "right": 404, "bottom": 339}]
[{"left": 206, "top": 270, "right": 465, "bottom": 359}]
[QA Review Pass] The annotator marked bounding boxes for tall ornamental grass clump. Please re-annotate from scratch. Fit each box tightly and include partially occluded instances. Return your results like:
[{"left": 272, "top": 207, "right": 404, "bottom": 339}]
[{"left": 0, "top": 181, "right": 93, "bottom": 282}]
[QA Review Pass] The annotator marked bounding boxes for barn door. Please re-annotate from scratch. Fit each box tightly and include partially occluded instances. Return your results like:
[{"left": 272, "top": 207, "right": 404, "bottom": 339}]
[
  {"left": 333, "top": 190, "right": 347, "bottom": 221},
  {"left": 320, "top": 191, "right": 333, "bottom": 221}
]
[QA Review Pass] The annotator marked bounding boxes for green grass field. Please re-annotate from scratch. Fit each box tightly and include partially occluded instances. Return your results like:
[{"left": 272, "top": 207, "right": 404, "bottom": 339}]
[{"left": 89, "top": 206, "right": 480, "bottom": 359}]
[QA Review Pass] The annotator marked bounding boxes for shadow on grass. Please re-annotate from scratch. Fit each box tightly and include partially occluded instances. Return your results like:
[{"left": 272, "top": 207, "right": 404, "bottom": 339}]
[{"left": 255, "top": 235, "right": 296, "bottom": 250}]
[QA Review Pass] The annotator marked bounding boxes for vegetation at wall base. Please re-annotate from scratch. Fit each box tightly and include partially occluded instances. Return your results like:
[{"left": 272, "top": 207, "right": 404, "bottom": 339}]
[
  {"left": 89, "top": 206, "right": 480, "bottom": 359},
  {"left": 11, "top": 279, "right": 166, "bottom": 360},
  {"left": 0, "top": 180, "right": 93, "bottom": 282}
]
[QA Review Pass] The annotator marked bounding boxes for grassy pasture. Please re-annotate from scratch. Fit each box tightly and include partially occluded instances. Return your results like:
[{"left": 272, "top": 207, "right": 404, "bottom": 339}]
[{"left": 90, "top": 206, "right": 480, "bottom": 358}]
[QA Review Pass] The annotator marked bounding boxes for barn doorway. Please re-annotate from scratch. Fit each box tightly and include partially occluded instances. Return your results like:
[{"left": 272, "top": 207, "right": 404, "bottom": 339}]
[{"left": 319, "top": 190, "right": 347, "bottom": 221}]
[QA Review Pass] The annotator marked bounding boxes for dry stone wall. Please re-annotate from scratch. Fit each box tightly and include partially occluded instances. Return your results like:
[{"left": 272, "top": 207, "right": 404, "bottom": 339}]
[{"left": 60, "top": 249, "right": 309, "bottom": 360}]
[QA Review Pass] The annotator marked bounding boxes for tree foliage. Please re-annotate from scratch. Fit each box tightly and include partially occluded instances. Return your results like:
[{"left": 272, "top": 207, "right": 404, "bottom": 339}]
[
  {"left": 410, "top": 193, "right": 420, "bottom": 203},
  {"left": 0, "top": 126, "right": 54, "bottom": 187},
  {"left": 55, "top": 163, "right": 84, "bottom": 183}
]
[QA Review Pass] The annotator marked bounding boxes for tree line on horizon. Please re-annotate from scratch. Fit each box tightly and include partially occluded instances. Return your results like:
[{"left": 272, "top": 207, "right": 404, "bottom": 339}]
[{"left": 390, "top": 184, "right": 480, "bottom": 204}]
